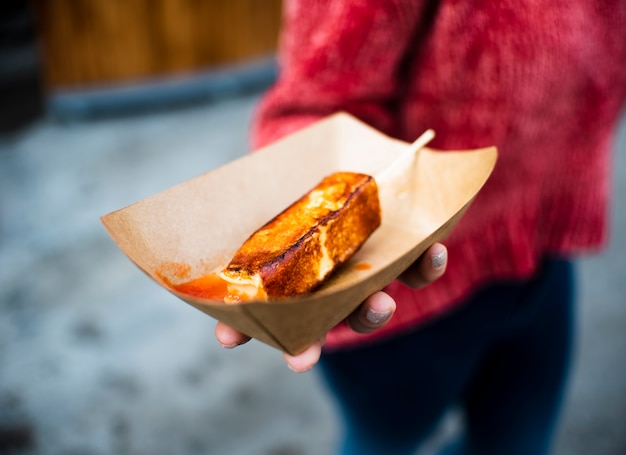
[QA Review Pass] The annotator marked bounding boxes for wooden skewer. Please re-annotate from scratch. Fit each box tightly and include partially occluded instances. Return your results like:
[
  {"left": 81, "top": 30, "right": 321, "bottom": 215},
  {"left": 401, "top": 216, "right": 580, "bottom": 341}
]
[{"left": 376, "top": 129, "right": 435, "bottom": 182}]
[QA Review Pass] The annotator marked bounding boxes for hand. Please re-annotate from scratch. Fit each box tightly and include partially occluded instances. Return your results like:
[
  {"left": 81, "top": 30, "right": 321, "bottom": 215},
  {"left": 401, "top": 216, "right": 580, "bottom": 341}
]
[{"left": 215, "top": 243, "right": 448, "bottom": 372}]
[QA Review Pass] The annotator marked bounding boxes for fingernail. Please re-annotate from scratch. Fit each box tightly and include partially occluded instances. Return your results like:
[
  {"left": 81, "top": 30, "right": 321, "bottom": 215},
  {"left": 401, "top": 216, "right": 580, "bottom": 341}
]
[
  {"left": 287, "top": 363, "right": 311, "bottom": 373},
  {"left": 431, "top": 249, "right": 447, "bottom": 269},
  {"left": 366, "top": 309, "right": 391, "bottom": 324},
  {"left": 219, "top": 338, "right": 249, "bottom": 349},
  {"left": 219, "top": 339, "right": 238, "bottom": 349}
]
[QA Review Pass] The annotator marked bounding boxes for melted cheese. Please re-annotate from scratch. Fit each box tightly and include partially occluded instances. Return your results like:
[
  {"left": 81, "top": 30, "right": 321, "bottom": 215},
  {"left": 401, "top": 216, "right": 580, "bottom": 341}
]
[
  {"left": 317, "top": 224, "right": 334, "bottom": 280},
  {"left": 220, "top": 272, "right": 267, "bottom": 303}
]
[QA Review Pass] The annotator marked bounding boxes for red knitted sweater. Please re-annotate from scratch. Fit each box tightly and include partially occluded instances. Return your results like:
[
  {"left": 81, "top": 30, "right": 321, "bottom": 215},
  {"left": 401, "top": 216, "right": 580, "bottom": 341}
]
[{"left": 250, "top": 0, "right": 626, "bottom": 350}]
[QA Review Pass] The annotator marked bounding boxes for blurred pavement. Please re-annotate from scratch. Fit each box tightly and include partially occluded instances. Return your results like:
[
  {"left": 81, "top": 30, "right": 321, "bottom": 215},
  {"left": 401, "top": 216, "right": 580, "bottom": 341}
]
[{"left": 1, "top": 91, "right": 625, "bottom": 455}]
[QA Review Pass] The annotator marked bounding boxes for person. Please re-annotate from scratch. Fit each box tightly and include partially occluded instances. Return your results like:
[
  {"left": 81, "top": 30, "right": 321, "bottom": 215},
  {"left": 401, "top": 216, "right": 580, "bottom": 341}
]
[{"left": 215, "top": 1, "right": 626, "bottom": 454}]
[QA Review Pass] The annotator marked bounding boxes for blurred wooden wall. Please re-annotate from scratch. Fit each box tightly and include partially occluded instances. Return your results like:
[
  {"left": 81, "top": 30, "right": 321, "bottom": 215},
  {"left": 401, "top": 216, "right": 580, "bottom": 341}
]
[{"left": 33, "top": 0, "right": 283, "bottom": 90}]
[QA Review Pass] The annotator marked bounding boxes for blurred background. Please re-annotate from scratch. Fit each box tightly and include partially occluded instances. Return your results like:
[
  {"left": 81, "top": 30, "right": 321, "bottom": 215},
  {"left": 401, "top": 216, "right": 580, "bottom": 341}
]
[{"left": 0, "top": 1, "right": 625, "bottom": 454}]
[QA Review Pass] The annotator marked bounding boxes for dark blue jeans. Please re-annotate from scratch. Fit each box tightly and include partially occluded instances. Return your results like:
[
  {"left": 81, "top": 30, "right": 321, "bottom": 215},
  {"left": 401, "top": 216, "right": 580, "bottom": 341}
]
[{"left": 318, "top": 258, "right": 574, "bottom": 455}]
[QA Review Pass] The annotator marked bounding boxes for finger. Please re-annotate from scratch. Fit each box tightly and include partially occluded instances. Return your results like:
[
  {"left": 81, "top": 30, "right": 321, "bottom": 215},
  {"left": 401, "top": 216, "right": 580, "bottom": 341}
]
[
  {"left": 346, "top": 291, "right": 396, "bottom": 334},
  {"left": 283, "top": 340, "right": 324, "bottom": 373},
  {"left": 399, "top": 243, "right": 447, "bottom": 289},
  {"left": 214, "top": 321, "right": 251, "bottom": 348}
]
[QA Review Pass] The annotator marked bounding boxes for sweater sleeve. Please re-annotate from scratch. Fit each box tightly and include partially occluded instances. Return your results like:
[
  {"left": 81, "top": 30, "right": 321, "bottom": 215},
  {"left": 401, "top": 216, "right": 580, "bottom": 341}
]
[{"left": 251, "top": 0, "right": 428, "bottom": 149}]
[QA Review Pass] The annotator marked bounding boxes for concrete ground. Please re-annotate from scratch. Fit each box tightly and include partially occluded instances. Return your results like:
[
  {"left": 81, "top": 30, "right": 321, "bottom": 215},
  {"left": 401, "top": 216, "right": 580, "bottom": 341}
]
[{"left": 1, "top": 88, "right": 625, "bottom": 455}]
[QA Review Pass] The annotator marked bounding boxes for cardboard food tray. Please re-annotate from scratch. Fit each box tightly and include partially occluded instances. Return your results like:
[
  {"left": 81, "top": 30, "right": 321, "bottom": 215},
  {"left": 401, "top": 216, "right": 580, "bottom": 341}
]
[{"left": 101, "top": 112, "right": 497, "bottom": 355}]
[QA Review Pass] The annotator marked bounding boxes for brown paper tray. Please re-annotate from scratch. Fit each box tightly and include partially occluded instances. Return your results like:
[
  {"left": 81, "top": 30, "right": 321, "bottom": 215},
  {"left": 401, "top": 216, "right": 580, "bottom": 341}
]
[{"left": 101, "top": 112, "right": 497, "bottom": 355}]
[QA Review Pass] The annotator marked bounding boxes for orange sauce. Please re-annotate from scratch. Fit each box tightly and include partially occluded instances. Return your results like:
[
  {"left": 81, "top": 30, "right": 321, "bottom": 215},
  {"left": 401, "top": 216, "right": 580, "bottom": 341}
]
[
  {"left": 170, "top": 273, "right": 229, "bottom": 301},
  {"left": 158, "top": 271, "right": 251, "bottom": 303},
  {"left": 156, "top": 262, "right": 238, "bottom": 302},
  {"left": 355, "top": 262, "right": 372, "bottom": 271}
]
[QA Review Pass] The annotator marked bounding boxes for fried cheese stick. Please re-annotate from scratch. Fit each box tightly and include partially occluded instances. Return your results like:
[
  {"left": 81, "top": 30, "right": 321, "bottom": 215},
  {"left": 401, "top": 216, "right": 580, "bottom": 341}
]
[{"left": 220, "top": 172, "right": 381, "bottom": 301}]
